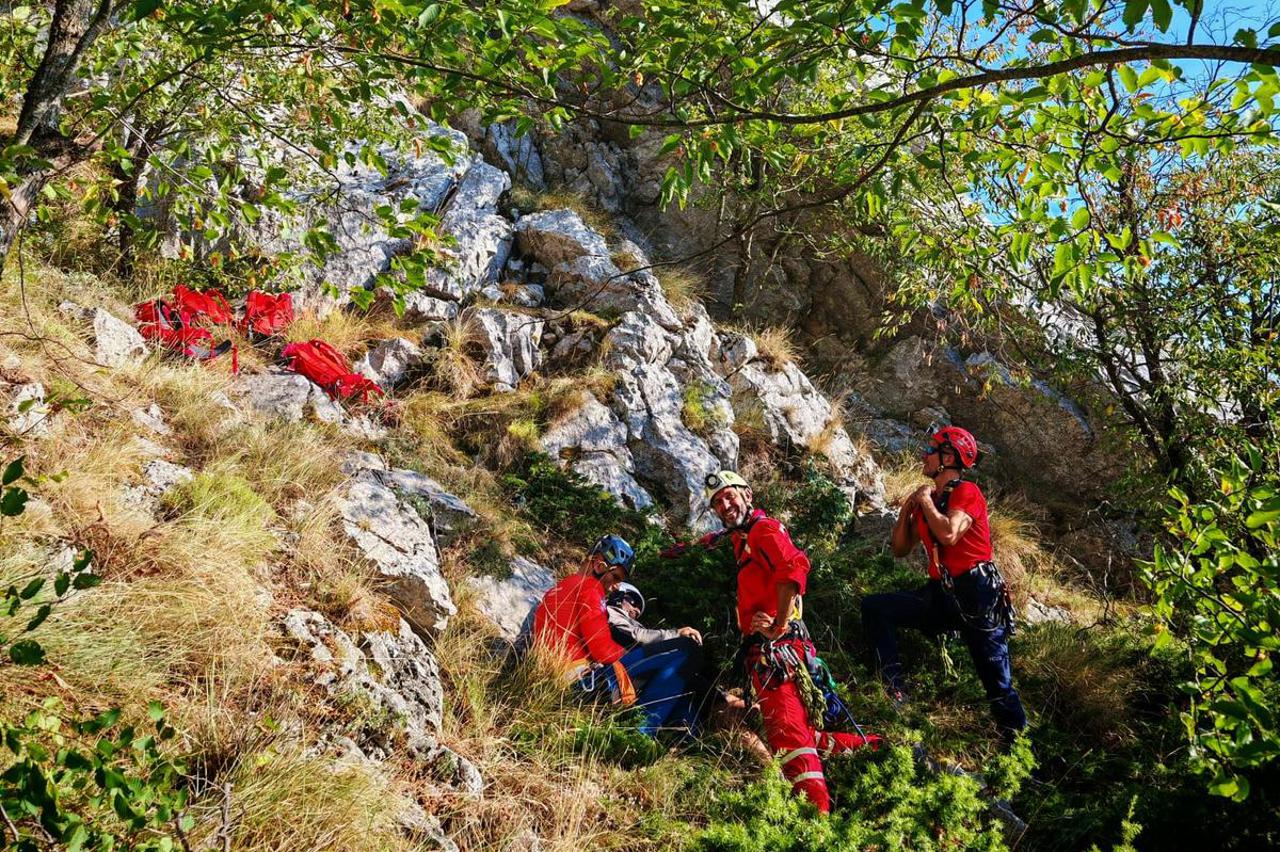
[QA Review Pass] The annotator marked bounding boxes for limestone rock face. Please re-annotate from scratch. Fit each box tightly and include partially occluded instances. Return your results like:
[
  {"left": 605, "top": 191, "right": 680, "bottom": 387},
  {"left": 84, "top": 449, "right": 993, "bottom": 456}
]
[
  {"left": 606, "top": 310, "right": 723, "bottom": 528},
  {"left": 354, "top": 337, "right": 424, "bottom": 388},
  {"left": 375, "top": 468, "right": 480, "bottom": 544},
  {"left": 279, "top": 608, "right": 478, "bottom": 793},
  {"left": 338, "top": 474, "right": 456, "bottom": 636},
  {"left": 714, "top": 331, "right": 884, "bottom": 508},
  {"left": 466, "top": 556, "right": 556, "bottom": 643},
  {"left": 468, "top": 307, "right": 543, "bottom": 392},
  {"left": 7, "top": 382, "right": 53, "bottom": 438},
  {"left": 246, "top": 129, "right": 472, "bottom": 314},
  {"left": 863, "top": 336, "right": 1119, "bottom": 503},
  {"left": 540, "top": 393, "right": 654, "bottom": 511},
  {"left": 416, "top": 160, "right": 514, "bottom": 305}
]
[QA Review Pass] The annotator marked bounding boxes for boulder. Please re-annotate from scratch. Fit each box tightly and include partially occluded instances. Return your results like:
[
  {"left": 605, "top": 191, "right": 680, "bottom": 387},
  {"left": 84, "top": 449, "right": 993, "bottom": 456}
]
[
  {"left": 422, "top": 161, "right": 515, "bottom": 302},
  {"left": 514, "top": 209, "right": 609, "bottom": 267},
  {"left": 121, "top": 459, "right": 194, "bottom": 509},
  {"left": 355, "top": 337, "right": 424, "bottom": 388},
  {"left": 1023, "top": 598, "right": 1072, "bottom": 626},
  {"left": 539, "top": 393, "right": 654, "bottom": 511},
  {"left": 92, "top": 308, "right": 149, "bottom": 368},
  {"left": 338, "top": 474, "right": 456, "bottom": 636},
  {"left": 468, "top": 308, "right": 543, "bottom": 392},
  {"left": 373, "top": 467, "right": 480, "bottom": 543},
  {"left": 235, "top": 369, "right": 344, "bottom": 424},
  {"left": 361, "top": 618, "right": 445, "bottom": 734},
  {"left": 131, "top": 404, "right": 172, "bottom": 436},
  {"left": 466, "top": 556, "right": 556, "bottom": 643}
]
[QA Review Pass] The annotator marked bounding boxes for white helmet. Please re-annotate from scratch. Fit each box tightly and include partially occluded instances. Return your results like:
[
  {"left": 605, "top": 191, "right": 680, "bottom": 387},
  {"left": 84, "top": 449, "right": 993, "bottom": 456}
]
[{"left": 607, "top": 582, "right": 646, "bottom": 616}]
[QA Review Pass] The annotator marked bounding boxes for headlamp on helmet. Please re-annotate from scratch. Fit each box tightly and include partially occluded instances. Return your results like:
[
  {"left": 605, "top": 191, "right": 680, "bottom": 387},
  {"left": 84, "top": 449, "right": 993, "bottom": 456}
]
[{"left": 705, "top": 470, "right": 750, "bottom": 500}]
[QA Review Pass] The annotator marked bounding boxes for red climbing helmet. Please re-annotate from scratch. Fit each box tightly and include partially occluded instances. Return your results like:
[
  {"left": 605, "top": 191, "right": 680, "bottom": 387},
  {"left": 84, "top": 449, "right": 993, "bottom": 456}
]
[{"left": 928, "top": 426, "right": 979, "bottom": 469}]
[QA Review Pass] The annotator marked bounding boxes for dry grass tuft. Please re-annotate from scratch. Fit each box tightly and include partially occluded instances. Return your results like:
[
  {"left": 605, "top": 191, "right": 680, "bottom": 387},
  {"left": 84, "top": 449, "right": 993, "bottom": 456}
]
[
  {"left": 285, "top": 309, "right": 380, "bottom": 357},
  {"left": 429, "top": 316, "right": 486, "bottom": 398},
  {"left": 751, "top": 326, "right": 799, "bottom": 371},
  {"left": 657, "top": 265, "right": 705, "bottom": 311}
]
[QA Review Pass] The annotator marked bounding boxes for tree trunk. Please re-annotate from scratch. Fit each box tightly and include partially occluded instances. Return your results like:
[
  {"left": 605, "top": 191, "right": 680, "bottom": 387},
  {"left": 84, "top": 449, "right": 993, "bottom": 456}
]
[{"left": 2, "top": 0, "right": 115, "bottom": 273}]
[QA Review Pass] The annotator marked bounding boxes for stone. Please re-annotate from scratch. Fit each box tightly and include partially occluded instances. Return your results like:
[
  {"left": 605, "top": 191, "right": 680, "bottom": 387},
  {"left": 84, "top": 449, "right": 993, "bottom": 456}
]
[
  {"left": 57, "top": 300, "right": 93, "bottom": 322},
  {"left": 466, "top": 556, "right": 556, "bottom": 643},
  {"left": 550, "top": 328, "right": 597, "bottom": 362},
  {"left": 514, "top": 209, "right": 609, "bottom": 267},
  {"left": 1023, "top": 598, "right": 1072, "bottom": 626},
  {"left": 401, "top": 293, "right": 460, "bottom": 323},
  {"left": 341, "top": 450, "right": 387, "bottom": 476},
  {"left": 545, "top": 255, "right": 681, "bottom": 328},
  {"left": 373, "top": 467, "right": 480, "bottom": 543},
  {"left": 355, "top": 337, "right": 424, "bottom": 387},
  {"left": 396, "top": 801, "right": 459, "bottom": 852},
  {"left": 539, "top": 393, "right": 654, "bottom": 511},
  {"left": 92, "top": 308, "right": 149, "bottom": 368},
  {"left": 7, "top": 383, "right": 52, "bottom": 437},
  {"left": 235, "top": 369, "right": 345, "bottom": 424},
  {"left": 338, "top": 473, "right": 456, "bottom": 636},
  {"left": 131, "top": 404, "right": 172, "bottom": 436},
  {"left": 121, "top": 458, "right": 194, "bottom": 508},
  {"left": 468, "top": 308, "right": 543, "bottom": 392}
]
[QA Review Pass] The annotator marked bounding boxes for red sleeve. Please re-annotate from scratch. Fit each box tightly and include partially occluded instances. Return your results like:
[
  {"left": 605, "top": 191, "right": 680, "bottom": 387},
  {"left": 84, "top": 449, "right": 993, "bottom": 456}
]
[
  {"left": 750, "top": 519, "right": 810, "bottom": 595},
  {"left": 577, "top": 586, "right": 625, "bottom": 664},
  {"left": 948, "top": 481, "right": 985, "bottom": 519}
]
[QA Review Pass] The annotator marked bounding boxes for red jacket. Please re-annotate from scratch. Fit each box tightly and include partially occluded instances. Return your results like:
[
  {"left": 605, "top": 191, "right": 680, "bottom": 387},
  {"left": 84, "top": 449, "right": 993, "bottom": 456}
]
[
  {"left": 913, "top": 480, "right": 993, "bottom": 579},
  {"left": 731, "top": 510, "right": 810, "bottom": 635},
  {"left": 533, "top": 573, "right": 625, "bottom": 665}
]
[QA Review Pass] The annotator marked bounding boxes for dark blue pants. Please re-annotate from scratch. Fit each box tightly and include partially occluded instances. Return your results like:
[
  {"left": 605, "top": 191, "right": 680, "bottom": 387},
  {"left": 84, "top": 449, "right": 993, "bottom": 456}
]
[
  {"left": 606, "top": 637, "right": 703, "bottom": 736},
  {"left": 861, "top": 574, "right": 1027, "bottom": 736}
]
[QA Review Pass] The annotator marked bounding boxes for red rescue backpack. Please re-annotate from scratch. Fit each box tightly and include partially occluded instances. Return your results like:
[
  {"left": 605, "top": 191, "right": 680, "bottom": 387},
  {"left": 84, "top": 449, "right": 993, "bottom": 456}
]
[
  {"left": 281, "top": 339, "right": 384, "bottom": 403},
  {"left": 173, "top": 284, "right": 234, "bottom": 326},
  {"left": 240, "top": 291, "right": 294, "bottom": 338},
  {"left": 135, "top": 289, "right": 237, "bottom": 372}
]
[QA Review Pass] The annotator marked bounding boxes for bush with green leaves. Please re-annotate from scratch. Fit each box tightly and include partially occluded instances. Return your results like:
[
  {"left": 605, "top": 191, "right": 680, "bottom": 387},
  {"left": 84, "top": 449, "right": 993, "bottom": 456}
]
[{"left": 1143, "top": 445, "right": 1280, "bottom": 802}]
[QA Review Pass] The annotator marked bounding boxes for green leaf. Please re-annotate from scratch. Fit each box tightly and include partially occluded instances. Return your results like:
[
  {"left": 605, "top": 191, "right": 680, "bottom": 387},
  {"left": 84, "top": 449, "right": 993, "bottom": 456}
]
[
  {"left": 1071, "top": 207, "right": 1091, "bottom": 230},
  {"left": 2, "top": 456, "right": 24, "bottom": 486},
  {"left": 148, "top": 701, "right": 165, "bottom": 723},
  {"left": 1118, "top": 65, "right": 1140, "bottom": 93},
  {"left": 9, "top": 639, "right": 45, "bottom": 666},
  {"left": 25, "top": 603, "right": 51, "bottom": 632},
  {"left": 1150, "top": 0, "right": 1172, "bottom": 31},
  {"left": 19, "top": 577, "right": 44, "bottom": 600},
  {"left": 128, "top": 0, "right": 162, "bottom": 22},
  {"left": 1122, "top": 0, "right": 1149, "bottom": 30},
  {"left": 1, "top": 487, "right": 28, "bottom": 517},
  {"left": 72, "top": 572, "right": 101, "bottom": 590}
]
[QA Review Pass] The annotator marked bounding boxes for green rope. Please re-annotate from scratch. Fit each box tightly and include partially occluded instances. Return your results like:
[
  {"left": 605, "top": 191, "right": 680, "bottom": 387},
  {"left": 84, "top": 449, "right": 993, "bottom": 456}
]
[
  {"left": 795, "top": 660, "right": 827, "bottom": 727},
  {"left": 938, "top": 634, "right": 957, "bottom": 681}
]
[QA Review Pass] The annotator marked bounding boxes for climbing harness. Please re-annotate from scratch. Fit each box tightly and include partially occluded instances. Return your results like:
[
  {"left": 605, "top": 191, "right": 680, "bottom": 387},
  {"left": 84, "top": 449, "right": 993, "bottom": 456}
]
[{"left": 926, "top": 480, "right": 1017, "bottom": 636}]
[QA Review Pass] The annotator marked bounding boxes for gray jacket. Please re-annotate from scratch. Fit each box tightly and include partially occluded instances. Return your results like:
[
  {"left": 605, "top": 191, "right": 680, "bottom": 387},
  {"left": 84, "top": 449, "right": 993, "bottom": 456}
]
[{"left": 607, "top": 605, "right": 680, "bottom": 648}]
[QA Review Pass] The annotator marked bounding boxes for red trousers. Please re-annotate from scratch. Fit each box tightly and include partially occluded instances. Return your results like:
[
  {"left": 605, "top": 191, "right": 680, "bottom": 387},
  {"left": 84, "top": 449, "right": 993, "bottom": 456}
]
[{"left": 751, "top": 646, "right": 880, "bottom": 813}]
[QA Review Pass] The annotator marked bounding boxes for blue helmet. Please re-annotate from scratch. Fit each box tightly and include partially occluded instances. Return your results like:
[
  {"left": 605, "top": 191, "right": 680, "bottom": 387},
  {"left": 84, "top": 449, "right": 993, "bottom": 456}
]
[{"left": 590, "top": 534, "right": 635, "bottom": 575}]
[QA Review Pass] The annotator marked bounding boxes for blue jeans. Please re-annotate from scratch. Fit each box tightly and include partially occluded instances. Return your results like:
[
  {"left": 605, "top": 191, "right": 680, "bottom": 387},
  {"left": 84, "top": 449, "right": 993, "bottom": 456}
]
[
  {"left": 591, "top": 637, "right": 702, "bottom": 736},
  {"left": 861, "top": 573, "right": 1027, "bottom": 736}
]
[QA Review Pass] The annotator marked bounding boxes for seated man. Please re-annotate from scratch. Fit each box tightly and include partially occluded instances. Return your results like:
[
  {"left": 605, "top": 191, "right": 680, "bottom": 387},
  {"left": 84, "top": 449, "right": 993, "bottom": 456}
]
[
  {"left": 608, "top": 582, "right": 770, "bottom": 762},
  {"left": 533, "top": 534, "right": 701, "bottom": 736}
]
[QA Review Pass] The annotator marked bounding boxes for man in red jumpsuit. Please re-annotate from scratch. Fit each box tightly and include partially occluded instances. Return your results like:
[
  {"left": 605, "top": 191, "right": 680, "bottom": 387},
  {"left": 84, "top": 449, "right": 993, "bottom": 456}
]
[{"left": 706, "top": 471, "right": 881, "bottom": 813}]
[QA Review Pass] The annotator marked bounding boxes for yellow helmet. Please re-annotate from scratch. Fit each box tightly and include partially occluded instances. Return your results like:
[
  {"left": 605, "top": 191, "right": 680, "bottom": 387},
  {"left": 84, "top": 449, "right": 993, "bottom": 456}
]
[{"left": 704, "top": 470, "right": 750, "bottom": 500}]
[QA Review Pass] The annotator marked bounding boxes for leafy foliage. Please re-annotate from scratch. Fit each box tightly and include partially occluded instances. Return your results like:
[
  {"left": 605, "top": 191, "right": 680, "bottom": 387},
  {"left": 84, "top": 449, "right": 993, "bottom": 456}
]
[{"left": 1145, "top": 446, "right": 1280, "bottom": 802}]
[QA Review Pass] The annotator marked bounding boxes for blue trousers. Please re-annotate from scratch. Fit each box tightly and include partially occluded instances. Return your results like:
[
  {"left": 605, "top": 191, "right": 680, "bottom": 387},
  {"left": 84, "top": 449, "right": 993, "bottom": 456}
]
[
  {"left": 600, "top": 637, "right": 702, "bottom": 736},
  {"left": 861, "top": 574, "right": 1027, "bottom": 736}
]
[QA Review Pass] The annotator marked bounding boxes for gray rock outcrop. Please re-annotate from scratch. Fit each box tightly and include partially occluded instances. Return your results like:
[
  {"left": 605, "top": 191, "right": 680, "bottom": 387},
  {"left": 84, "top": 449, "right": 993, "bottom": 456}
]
[
  {"left": 466, "top": 556, "right": 556, "bottom": 644},
  {"left": 235, "top": 369, "right": 345, "bottom": 424},
  {"left": 92, "top": 308, "right": 149, "bottom": 368},
  {"left": 355, "top": 337, "right": 424, "bottom": 388},
  {"left": 338, "top": 474, "right": 456, "bottom": 636},
  {"left": 540, "top": 393, "right": 654, "bottom": 511},
  {"left": 468, "top": 307, "right": 543, "bottom": 392}
]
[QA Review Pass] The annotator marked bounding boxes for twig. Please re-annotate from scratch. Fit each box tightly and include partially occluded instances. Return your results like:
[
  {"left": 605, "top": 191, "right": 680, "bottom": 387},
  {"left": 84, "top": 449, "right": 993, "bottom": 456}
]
[{"left": 0, "top": 802, "right": 20, "bottom": 845}]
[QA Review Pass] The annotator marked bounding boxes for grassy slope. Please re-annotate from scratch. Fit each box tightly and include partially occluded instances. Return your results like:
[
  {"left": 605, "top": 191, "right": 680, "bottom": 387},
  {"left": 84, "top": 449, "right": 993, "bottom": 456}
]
[{"left": 1, "top": 255, "right": 1271, "bottom": 851}]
